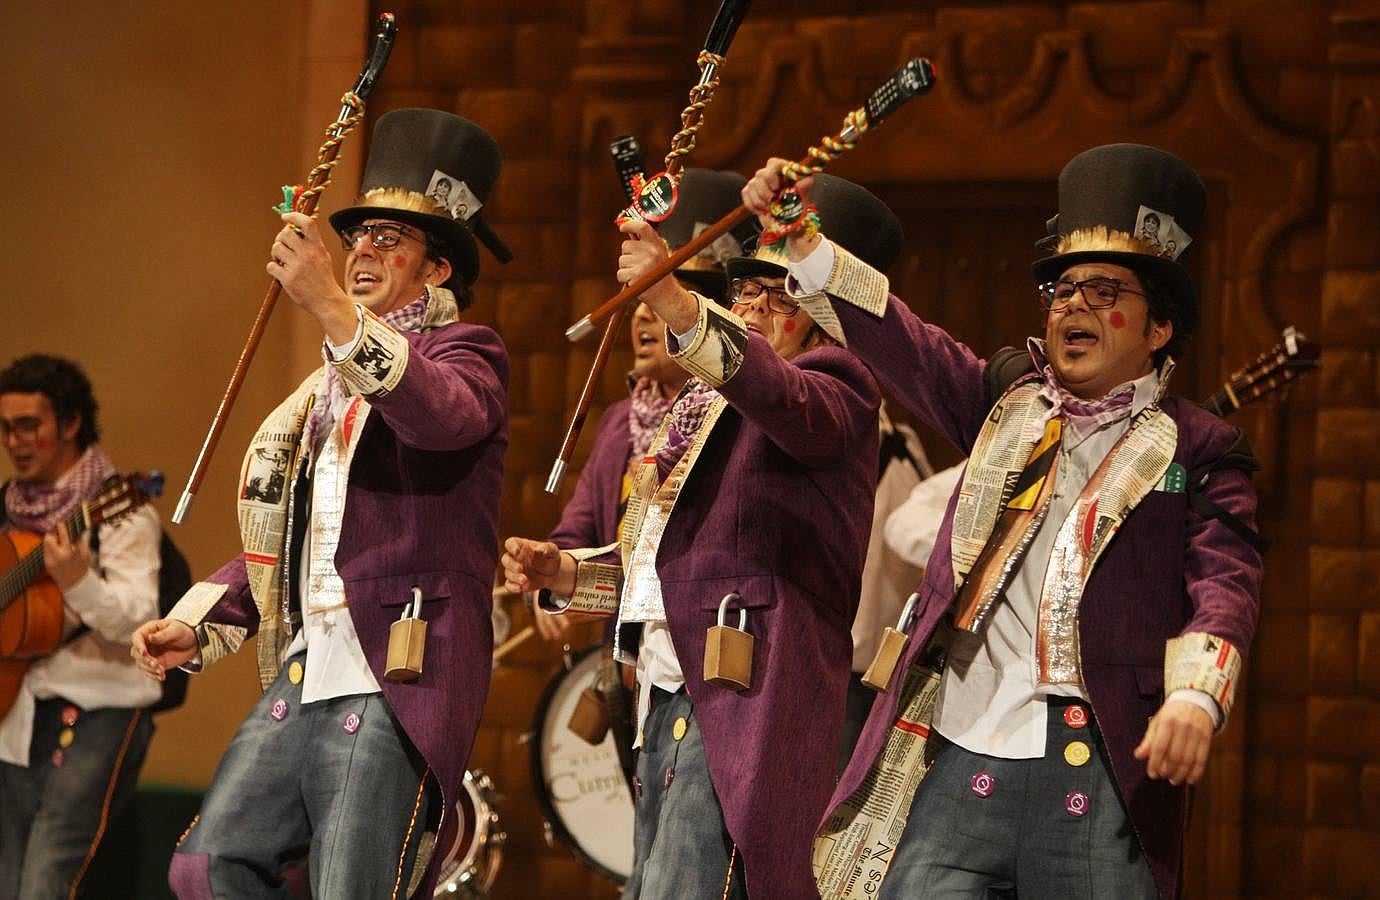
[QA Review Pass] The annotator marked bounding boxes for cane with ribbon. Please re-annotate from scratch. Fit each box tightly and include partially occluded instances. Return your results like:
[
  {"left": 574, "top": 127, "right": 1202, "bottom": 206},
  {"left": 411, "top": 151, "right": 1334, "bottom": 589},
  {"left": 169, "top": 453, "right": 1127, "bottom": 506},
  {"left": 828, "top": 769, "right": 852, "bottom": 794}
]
[
  {"left": 545, "top": 0, "right": 753, "bottom": 494},
  {"left": 565, "top": 57, "right": 937, "bottom": 344},
  {"left": 172, "top": 14, "right": 398, "bottom": 524}
]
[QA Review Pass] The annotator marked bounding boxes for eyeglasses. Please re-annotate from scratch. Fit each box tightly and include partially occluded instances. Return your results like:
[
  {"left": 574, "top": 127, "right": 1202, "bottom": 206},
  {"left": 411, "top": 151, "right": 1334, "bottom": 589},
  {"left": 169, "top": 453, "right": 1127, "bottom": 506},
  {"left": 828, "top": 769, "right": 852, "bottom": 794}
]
[
  {"left": 0, "top": 416, "right": 43, "bottom": 442},
  {"left": 730, "top": 277, "right": 799, "bottom": 317},
  {"left": 339, "top": 222, "right": 426, "bottom": 252},
  {"left": 1038, "top": 277, "right": 1146, "bottom": 312}
]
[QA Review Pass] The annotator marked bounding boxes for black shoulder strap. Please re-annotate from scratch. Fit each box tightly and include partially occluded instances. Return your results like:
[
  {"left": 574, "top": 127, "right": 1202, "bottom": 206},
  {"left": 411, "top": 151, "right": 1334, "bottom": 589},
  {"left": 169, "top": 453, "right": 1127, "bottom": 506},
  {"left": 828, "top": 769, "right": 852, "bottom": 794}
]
[
  {"left": 983, "top": 347, "right": 1036, "bottom": 409},
  {"left": 1186, "top": 431, "right": 1267, "bottom": 553},
  {"left": 879, "top": 425, "right": 923, "bottom": 477}
]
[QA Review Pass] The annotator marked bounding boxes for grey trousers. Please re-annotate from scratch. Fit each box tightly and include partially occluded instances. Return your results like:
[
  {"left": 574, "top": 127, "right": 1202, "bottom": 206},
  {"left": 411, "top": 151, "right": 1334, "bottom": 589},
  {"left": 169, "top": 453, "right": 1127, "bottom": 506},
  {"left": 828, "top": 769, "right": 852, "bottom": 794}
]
[
  {"left": 168, "top": 652, "right": 433, "bottom": 899},
  {"left": 879, "top": 698, "right": 1158, "bottom": 900},
  {"left": 622, "top": 687, "right": 747, "bottom": 900}
]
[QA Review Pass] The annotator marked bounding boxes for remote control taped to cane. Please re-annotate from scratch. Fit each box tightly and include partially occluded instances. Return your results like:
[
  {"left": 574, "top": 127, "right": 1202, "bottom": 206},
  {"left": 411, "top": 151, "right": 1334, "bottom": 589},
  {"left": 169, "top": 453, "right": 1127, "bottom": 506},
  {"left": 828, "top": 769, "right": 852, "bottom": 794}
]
[
  {"left": 610, "top": 134, "right": 648, "bottom": 204},
  {"left": 864, "top": 58, "right": 936, "bottom": 126}
]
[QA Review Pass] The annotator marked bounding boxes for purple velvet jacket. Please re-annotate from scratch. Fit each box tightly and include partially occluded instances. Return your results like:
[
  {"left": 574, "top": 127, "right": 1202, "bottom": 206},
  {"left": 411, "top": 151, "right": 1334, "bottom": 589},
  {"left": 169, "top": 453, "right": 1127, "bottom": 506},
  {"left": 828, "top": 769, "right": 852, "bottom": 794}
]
[
  {"left": 825, "top": 295, "right": 1262, "bottom": 899},
  {"left": 640, "top": 335, "right": 879, "bottom": 899},
  {"left": 194, "top": 321, "right": 508, "bottom": 898},
  {"left": 548, "top": 396, "right": 631, "bottom": 550}
]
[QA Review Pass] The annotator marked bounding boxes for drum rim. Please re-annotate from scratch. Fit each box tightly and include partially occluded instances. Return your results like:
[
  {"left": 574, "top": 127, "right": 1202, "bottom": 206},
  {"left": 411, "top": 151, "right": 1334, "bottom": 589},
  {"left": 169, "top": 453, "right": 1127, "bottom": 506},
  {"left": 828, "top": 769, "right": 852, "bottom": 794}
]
[
  {"left": 528, "top": 643, "right": 631, "bottom": 885},
  {"left": 435, "top": 769, "right": 501, "bottom": 896}
]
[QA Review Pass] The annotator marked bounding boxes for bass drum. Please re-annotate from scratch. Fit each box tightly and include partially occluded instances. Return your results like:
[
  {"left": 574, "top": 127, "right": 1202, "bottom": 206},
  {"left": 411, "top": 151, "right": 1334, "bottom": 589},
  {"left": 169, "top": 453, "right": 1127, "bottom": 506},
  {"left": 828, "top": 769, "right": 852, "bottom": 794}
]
[
  {"left": 433, "top": 769, "right": 504, "bottom": 897},
  {"left": 530, "top": 646, "right": 635, "bottom": 883}
]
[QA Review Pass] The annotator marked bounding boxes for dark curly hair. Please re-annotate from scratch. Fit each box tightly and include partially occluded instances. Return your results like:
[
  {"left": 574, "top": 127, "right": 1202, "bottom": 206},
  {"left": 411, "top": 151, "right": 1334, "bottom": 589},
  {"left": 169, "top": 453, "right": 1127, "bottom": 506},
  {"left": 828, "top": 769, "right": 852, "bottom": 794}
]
[{"left": 0, "top": 354, "right": 101, "bottom": 449}]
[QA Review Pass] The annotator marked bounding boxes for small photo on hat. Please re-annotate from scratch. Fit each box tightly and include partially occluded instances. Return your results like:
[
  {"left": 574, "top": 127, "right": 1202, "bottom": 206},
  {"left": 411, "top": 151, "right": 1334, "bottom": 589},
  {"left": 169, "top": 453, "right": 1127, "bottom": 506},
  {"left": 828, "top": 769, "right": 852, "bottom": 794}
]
[{"left": 424, "top": 171, "right": 483, "bottom": 223}]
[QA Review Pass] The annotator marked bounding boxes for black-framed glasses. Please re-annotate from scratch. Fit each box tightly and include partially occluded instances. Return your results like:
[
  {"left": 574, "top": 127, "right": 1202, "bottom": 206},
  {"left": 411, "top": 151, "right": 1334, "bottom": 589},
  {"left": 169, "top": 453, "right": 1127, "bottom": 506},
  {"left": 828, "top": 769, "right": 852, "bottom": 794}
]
[
  {"left": 339, "top": 222, "right": 426, "bottom": 252},
  {"left": 730, "top": 277, "right": 799, "bottom": 317},
  {"left": 0, "top": 416, "right": 43, "bottom": 442},
  {"left": 1038, "top": 277, "right": 1145, "bottom": 311}
]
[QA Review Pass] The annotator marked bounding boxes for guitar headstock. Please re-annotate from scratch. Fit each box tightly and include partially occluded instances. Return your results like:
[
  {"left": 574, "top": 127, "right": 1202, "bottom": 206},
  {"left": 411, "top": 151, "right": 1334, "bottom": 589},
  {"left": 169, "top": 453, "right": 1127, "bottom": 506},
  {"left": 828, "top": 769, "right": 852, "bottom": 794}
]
[
  {"left": 86, "top": 471, "right": 165, "bottom": 529},
  {"left": 1218, "top": 326, "right": 1321, "bottom": 414}
]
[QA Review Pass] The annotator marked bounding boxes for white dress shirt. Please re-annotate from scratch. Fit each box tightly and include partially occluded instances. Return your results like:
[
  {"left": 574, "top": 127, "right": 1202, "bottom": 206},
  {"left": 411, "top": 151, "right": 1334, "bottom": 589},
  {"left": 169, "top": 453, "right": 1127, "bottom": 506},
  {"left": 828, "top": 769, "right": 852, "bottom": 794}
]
[{"left": 282, "top": 327, "right": 382, "bottom": 703}]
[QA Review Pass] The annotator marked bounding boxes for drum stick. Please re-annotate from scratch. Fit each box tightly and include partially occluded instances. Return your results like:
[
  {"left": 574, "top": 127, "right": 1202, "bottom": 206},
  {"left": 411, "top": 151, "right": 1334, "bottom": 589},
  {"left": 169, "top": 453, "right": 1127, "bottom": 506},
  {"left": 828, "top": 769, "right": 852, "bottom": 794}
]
[{"left": 492, "top": 625, "right": 536, "bottom": 664}]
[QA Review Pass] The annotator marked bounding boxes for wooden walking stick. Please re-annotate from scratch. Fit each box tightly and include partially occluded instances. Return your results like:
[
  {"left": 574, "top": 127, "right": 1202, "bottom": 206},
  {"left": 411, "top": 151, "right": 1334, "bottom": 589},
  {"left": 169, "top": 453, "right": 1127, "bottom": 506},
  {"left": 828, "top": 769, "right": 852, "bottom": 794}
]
[
  {"left": 564, "top": 57, "right": 937, "bottom": 344},
  {"left": 172, "top": 14, "right": 398, "bottom": 524},
  {"left": 545, "top": 0, "right": 752, "bottom": 494}
]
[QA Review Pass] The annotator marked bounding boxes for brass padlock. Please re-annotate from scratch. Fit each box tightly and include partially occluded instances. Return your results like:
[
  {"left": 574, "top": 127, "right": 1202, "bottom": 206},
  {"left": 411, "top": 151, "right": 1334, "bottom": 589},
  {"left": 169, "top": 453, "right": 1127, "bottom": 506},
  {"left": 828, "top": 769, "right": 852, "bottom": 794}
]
[
  {"left": 385, "top": 587, "right": 427, "bottom": 682},
  {"left": 567, "top": 654, "right": 615, "bottom": 744},
  {"left": 861, "top": 592, "right": 921, "bottom": 691},
  {"left": 703, "top": 593, "right": 753, "bottom": 691},
  {"left": 567, "top": 684, "right": 612, "bottom": 744}
]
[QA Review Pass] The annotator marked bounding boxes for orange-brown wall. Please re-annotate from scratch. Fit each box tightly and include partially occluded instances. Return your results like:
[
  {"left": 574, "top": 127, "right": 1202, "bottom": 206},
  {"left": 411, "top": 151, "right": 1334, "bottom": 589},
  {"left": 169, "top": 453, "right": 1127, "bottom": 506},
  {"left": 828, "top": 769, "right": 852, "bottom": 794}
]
[{"left": 3, "top": 2, "right": 1379, "bottom": 898}]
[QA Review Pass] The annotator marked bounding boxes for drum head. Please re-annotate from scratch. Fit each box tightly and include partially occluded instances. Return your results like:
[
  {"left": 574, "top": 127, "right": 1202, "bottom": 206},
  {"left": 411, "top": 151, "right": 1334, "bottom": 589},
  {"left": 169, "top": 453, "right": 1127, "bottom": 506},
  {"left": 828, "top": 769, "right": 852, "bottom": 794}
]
[{"left": 530, "top": 647, "right": 635, "bottom": 883}]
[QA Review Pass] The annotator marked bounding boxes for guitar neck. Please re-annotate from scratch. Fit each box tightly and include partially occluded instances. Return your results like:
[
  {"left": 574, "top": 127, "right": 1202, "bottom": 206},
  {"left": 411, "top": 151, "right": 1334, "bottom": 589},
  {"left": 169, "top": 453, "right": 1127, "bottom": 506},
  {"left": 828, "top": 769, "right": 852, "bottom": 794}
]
[
  {"left": 0, "top": 504, "right": 90, "bottom": 612},
  {"left": 1204, "top": 327, "right": 1321, "bottom": 420},
  {"left": 1202, "top": 386, "right": 1236, "bottom": 418}
]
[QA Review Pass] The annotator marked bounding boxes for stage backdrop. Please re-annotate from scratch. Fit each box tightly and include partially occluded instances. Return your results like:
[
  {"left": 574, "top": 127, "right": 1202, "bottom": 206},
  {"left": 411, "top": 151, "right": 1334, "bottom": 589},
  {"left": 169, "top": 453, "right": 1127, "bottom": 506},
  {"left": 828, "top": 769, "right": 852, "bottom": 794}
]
[{"left": 3, "top": 2, "right": 1378, "bottom": 898}]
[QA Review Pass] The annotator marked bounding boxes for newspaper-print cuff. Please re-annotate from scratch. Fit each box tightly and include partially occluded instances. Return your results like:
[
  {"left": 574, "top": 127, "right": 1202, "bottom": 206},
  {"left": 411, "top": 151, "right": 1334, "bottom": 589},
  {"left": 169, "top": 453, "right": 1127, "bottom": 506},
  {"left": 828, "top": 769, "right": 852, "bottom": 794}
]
[
  {"left": 820, "top": 243, "right": 889, "bottom": 318},
  {"left": 669, "top": 296, "right": 749, "bottom": 389},
  {"left": 192, "top": 623, "right": 250, "bottom": 670},
  {"left": 791, "top": 291, "right": 848, "bottom": 347},
  {"left": 1164, "top": 632, "right": 1243, "bottom": 729},
  {"left": 539, "top": 556, "right": 624, "bottom": 617},
  {"left": 332, "top": 307, "right": 410, "bottom": 399},
  {"left": 168, "top": 581, "right": 229, "bottom": 628}
]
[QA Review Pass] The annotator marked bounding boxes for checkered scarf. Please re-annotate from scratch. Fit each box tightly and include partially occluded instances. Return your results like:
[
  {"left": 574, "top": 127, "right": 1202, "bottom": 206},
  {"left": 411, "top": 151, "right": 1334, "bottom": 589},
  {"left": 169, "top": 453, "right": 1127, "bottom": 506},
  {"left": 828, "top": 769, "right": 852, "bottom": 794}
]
[
  {"left": 3, "top": 446, "right": 117, "bottom": 533},
  {"left": 627, "top": 376, "right": 676, "bottom": 461},
  {"left": 654, "top": 379, "right": 719, "bottom": 482},
  {"left": 1034, "top": 365, "right": 1136, "bottom": 447}
]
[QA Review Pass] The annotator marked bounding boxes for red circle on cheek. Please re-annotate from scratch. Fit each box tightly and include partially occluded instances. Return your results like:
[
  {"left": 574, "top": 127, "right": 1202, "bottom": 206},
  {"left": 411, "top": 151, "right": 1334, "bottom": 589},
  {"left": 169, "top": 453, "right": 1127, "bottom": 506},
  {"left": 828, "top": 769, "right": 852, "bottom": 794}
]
[
  {"left": 392, "top": 255, "right": 409, "bottom": 270},
  {"left": 34, "top": 438, "right": 49, "bottom": 450},
  {"left": 1109, "top": 311, "right": 1126, "bottom": 330},
  {"left": 783, "top": 319, "right": 795, "bottom": 333}
]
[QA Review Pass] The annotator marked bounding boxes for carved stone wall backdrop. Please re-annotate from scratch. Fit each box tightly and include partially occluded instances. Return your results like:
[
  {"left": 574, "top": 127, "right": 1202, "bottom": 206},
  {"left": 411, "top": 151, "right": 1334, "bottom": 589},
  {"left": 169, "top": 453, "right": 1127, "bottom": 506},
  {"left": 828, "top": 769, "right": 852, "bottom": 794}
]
[{"left": 365, "top": 3, "right": 1373, "bottom": 897}]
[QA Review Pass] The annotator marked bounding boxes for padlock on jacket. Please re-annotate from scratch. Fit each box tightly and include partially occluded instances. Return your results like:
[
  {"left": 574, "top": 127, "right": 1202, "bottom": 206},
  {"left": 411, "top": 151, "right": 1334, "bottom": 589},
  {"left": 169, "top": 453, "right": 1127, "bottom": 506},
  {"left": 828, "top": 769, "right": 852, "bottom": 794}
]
[
  {"left": 385, "top": 587, "right": 427, "bottom": 682},
  {"left": 861, "top": 592, "right": 921, "bottom": 691},
  {"left": 703, "top": 592, "right": 753, "bottom": 691}
]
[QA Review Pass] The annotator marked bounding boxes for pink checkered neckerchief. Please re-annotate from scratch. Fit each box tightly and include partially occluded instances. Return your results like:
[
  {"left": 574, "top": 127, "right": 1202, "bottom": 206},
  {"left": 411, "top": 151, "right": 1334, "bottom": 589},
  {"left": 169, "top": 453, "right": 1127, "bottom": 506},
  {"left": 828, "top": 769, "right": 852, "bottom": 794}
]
[
  {"left": 1025, "top": 337, "right": 1171, "bottom": 447},
  {"left": 1036, "top": 367, "right": 1136, "bottom": 447},
  {"left": 4, "top": 446, "right": 117, "bottom": 534},
  {"left": 654, "top": 379, "right": 720, "bottom": 483},
  {"left": 627, "top": 376, "right": 676, "bottom": 462},
  {"left": 303, "top": 293, "right": 434, "bottom": 450}
]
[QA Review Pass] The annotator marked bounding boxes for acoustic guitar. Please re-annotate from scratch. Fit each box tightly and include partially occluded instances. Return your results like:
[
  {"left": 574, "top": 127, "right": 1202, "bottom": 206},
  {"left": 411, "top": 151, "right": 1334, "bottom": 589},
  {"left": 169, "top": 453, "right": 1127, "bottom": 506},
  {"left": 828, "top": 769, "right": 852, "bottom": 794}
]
[{"left": 0, "top": 472, "right": 162, "bottom": 716}]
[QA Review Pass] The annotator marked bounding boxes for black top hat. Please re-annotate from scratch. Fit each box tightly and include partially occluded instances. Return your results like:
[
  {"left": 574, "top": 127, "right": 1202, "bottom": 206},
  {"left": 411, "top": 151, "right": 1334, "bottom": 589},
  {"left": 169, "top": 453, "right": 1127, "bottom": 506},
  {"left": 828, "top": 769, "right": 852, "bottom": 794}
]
[
  {"left": 657, "top": 169, "right": 759, "bottom": 303},
  {"left": 329, "top": 109, "right": 511, "bottom": 288},
  {"left": 1031, "top": 143, "right": 1205, "bottom": 336},
  {"left": 726, "top": 174, "right": 904, "bottom": 283}
]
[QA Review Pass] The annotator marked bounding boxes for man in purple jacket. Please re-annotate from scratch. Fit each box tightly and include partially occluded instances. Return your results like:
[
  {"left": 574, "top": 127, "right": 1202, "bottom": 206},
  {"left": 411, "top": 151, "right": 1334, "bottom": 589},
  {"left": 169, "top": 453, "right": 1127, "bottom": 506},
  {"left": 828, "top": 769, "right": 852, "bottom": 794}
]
[
  {"left": 535, "top": 169, "right": 751, "bottom": 642},
  {"left": 745, "top": 145, "right": 1263, "bottom": 899},
  {"left": 131, "top": 110, "right": 511, "bottom": 899},
  {"left": 504, "top": 180, "right": 900, "bottom": 899}
]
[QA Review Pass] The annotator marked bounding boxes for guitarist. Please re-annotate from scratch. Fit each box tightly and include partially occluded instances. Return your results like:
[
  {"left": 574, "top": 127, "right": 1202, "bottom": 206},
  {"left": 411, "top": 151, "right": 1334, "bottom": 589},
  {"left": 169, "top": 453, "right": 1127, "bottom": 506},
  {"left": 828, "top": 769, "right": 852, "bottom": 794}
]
[{"left": 0, "top": 354, "right": 161, "bottom": 899}]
